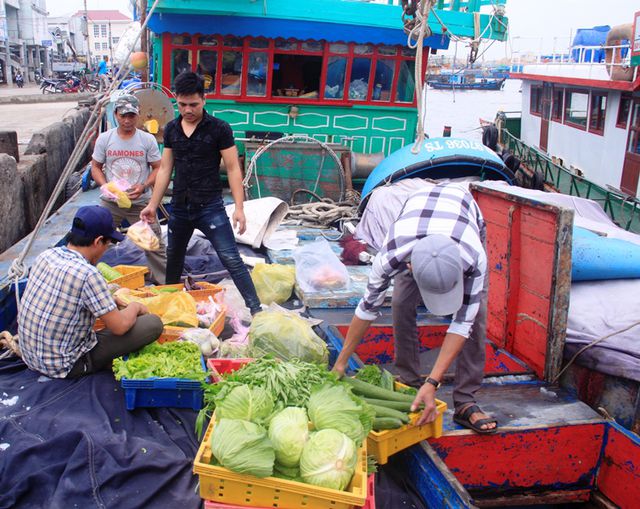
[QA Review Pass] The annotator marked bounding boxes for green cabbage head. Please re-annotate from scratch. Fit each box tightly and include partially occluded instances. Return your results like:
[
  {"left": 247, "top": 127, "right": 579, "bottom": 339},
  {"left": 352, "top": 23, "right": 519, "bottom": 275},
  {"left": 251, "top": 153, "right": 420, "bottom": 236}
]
[
  {"left": 210, "top": 418, "right": 275, "bottom": 478},
  {"left": 299, "top": 429, "right": 358, "bottom": 491},
  {"left": 215, "top": 385, "right": 274, "bottom": 424},
  {"left": 307, "top": 384, "right": 374, "bottom": 444},
  {"left": 268, "top": 407, "right": 309, "bottom": 467}
]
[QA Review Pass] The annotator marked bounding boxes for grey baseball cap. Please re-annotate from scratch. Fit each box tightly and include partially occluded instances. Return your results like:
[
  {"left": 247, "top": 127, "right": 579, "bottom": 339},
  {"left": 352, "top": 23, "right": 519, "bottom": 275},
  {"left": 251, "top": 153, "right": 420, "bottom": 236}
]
[
  {"left": 115, "top": 94, "right": 140, "bottom": 115},
  {"left": 411, "top": 235, "right": 464, "bottom": 316}
]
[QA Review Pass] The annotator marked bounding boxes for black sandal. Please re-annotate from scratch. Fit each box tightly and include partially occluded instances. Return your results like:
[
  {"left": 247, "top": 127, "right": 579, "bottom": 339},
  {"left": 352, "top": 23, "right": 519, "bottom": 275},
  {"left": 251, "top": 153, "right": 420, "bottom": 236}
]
[{"left": 453, "top": 404, "right": 498, "bottom": 434}]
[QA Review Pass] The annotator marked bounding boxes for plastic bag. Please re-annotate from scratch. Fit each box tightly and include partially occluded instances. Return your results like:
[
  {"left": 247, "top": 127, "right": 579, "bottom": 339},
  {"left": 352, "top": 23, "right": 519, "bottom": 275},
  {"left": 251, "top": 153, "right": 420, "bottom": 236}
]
[
  {"left": 100, "top": 180, "right": 132, "bottom": 209},
  {"left": 180, "top": 328, "right": 220, "bottom": 357},
  {"left": 196, "top": 297, "right": 222, "bottom": 328},
  {"left": 217, "top": 278, "right": 251, "bottom": 323},
  {"left": 248, "top": 309, "right": 328, "bottom": 364},
  {"left": 127, "top": 220, "right": 160, "bottom": 251},
  {"left": 251, "top": 263, "right": 295, "bottom": 305},
  {"left": 292, "top": 238, "right": 350, "bottom": 293},
  {"left": 132, "top": 292, "right": 198, "bottom": 328}
]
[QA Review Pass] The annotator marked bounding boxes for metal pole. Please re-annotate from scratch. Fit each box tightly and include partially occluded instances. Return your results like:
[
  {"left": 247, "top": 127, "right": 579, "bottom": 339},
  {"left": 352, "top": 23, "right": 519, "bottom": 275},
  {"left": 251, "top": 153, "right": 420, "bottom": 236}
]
[
  {"left": 83, "top": 0, "right": 91, "bottom": 70},
  {"left": 108, "top": 20, "right": 113, "bottom": 63},
  {"left": 139, "top": 0, "right": 148, "bottom": 81}
]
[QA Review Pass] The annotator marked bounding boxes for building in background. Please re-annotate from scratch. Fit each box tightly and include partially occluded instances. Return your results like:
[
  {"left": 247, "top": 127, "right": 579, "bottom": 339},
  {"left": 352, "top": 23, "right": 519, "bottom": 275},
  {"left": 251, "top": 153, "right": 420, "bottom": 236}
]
[
  {"left": 0, "top": 0, "right": 50, "bottom": 84},
  {"left": 47, "top": 16, "right": 87, "bottom": 67},
  {"left": 71, "top": 10, "right": 132, "bottom": 71}
]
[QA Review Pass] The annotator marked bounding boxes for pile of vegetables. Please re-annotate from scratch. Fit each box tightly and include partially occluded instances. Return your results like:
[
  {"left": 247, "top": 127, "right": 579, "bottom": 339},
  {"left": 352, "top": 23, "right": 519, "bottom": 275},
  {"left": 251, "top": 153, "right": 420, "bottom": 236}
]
[
  {"left": 112, "top": 341, "right": 203, "bottom": 381},
  {"left": 97, "top": 262, "right": 123, "bottom": 282},
  {"left": 204, "top": 358, "right": 374, "bottom": 491}
]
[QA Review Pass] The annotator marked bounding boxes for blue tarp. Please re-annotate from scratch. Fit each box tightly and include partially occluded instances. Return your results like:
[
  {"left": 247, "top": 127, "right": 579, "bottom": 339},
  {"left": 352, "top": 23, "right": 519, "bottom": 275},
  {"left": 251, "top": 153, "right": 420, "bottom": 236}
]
[
  {"left": 571, "top": 25, "right": 610, "bottom": 63},
  {"left": 0, "top": 357, "right": 202, "bottom": 509}
]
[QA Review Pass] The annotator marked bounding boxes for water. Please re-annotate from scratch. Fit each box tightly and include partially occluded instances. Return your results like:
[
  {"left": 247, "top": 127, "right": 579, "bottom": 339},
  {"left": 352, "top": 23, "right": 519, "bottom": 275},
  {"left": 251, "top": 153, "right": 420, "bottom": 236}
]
[{"left": 423, "top": 79, "right": 523, "bottom": 141}]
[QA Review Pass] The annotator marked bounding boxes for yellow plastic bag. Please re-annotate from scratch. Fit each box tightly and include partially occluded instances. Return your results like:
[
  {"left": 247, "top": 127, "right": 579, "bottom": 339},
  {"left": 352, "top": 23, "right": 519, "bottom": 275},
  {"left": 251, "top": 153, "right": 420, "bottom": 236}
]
[
  {"left": 101, "top": 181, "right": 132, "bottom": 209},
  {"left": 130, "top": 292, "right": 199, "bottom": 328},
  {"left": 251, "top": 263, "right": 296, "bottom": 305}
]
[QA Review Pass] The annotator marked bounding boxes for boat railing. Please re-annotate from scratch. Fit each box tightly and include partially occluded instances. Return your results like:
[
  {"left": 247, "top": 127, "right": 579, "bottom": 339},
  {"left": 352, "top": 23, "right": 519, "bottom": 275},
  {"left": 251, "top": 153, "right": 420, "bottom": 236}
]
[{"left": 501, "top": 129, "right": 640, "bottom": 234}]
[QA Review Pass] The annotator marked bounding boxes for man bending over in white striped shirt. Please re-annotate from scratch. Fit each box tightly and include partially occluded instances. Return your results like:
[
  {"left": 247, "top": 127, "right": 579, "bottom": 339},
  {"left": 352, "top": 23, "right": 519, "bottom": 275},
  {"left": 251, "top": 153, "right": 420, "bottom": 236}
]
[{"left": 333, "top": 182, "right": 497, "bottom": 434}]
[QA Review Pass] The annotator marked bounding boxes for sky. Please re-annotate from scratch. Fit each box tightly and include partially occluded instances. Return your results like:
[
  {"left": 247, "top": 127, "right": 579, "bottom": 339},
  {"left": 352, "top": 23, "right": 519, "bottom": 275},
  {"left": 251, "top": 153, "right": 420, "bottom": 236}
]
[{"left": 45, "top": 0, "right": 636, "bottom": 58}]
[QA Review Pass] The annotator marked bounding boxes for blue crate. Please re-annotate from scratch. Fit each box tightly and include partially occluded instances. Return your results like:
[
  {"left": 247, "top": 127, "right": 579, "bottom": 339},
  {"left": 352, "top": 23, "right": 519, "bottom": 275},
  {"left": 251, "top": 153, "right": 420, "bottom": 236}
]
[{"left": 120, "top": 356, "right": 207, "bottom": 411}]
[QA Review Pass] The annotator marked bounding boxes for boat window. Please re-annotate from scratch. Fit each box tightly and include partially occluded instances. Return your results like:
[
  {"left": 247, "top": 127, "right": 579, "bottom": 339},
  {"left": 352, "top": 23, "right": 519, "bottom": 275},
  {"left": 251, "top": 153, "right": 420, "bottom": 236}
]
[
  {"left": 221, "top": 51, "right": 243, "bottom": 95},
  {"left": 301, "top": 40, "right": 323, "bottom": 53},
  {"left": 617, "top": 94, "right": 632, "bottom": 129},
  {"left": 530, "top": 86, "right": 542, "bottom": 116},
  {"left": 171, "top": 49, "right": 192, "bottom": 86},
  {"left": 172, "top": 35, "right": 191, "bottom": 45},
  {"left": 329, "top": 43, "right": 348, "bottom": 54},
  {"left": 198, "top": 35, "right": 218, "bottom": 47},
  {"left": 223, "top": 36, "right": 243, "bottom": 48},
  {"left": 589, "top": 94, "right": 607, "bottom": 134},
  {"left": 325, "top": 56, "right": 347, "bottom": 100},
  {"left": 564, "top": 91, "right": 588, "bottom": 128},
  {"left": 628, "top": 102, "right": 640, "bottom": 155},
  {"left": 396, "top": 60, "right": 415, "bottom": 103},
  {"left": 354, "top": 44, "right": 373, "bottom": 55},
  {"left": 551, "top": 88, "right": 563, "bottom": 121},
  {"left": 378, "top": 46, "right": 397, "bottom": 56},
  {"left": 275, "top": 38, "right": 297, "bottom": 51},
  {"left": 272, "top": 54, "right": 322, "bottom": 99},
  {"left": 349, "top": 57, "right": 371, "bottom": 101},
  {"left": 372, "top": 59, "right": 395, "bottom": 102},
  {"left": 249, "top": 38, "right": 269, "bottom": 49},
  {"left": 401, "top": 47, "right": 416, "bottom": 57},
  {"left": 197, "top": 51, "right": 217, "bottom": 93},
  {"left": 247, "top": 53, "right": 268, "bottom": 97}
]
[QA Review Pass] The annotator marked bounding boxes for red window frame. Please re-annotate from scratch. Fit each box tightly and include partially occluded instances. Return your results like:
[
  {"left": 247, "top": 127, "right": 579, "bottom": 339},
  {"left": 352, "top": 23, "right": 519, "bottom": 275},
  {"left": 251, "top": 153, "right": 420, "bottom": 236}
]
[
  {"left": 563, "top": 88, "right": 589, "bottom": 131},
  {"left": 161, "top": 33, "right": 420, "bottom": 108},
  {"left": 617, "top": 93, "right": 632, "bottom": 129},
  {"left": 588, "top": 92, "right": 607, "bottom": 135},
  {"left": 551, "top": 87, "right": 563, "bottom": 122},
  {"left": 530, "top": 85, "right": 542, "bottom": 116}
]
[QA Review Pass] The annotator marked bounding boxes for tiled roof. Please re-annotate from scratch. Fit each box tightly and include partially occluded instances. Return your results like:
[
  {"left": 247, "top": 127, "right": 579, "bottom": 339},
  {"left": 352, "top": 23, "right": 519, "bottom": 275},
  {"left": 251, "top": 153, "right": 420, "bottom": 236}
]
[{"left": 71, "top": 10, "right": 131, "bottom": 21}]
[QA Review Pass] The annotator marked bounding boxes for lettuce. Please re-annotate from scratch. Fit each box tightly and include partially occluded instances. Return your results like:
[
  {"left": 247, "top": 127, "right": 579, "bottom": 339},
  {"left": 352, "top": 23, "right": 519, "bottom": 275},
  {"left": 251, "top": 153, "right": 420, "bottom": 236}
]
[
  {"left": 307, "top": 384, "right": 374, "bottom": 445},
  {"left": 299, "top": 429, "right": 357, "bottom": 491},
  {"left": 215, "top": 385, "right": 274, "bottom": 425},
  {"left": 268, "top": 407, "right": 309, "bottom": 467},
  {"left": 210, "top": 418, "right": 275, "bottom": 478}
]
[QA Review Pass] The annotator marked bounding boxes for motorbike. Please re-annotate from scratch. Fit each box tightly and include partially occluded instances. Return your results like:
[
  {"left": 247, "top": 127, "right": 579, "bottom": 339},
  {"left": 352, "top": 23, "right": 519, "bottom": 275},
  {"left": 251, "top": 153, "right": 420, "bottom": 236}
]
[
  {"left": 40, "top": 77, "right": 64, "bottom": 94},
  {"left": 34, "top": 70, "right": 42, "bottom": 85},
  {"left": 15, "top": 74, "right": 24, "bottom": 88}
]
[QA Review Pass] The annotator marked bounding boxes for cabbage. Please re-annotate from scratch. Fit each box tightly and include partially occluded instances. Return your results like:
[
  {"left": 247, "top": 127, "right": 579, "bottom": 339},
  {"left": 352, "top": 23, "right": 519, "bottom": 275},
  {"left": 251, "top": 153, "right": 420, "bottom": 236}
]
[
  {"left": 215, "top": 385, "right": 274, "bottom": 424},
  {"left": 268, "top": 407, "right": 309, "bottom": 467},
  {"left": 307, "top": 384, "right": 374, "bottom": 444},
  {"left": 210, "top": 418, "right": 275, "bottom": 478},
  {"left": 299, "top": 429, "right": 357, "bottom": 491},
  {"left": 248, "top": 310, "right": 328, "bottom": 364},
  {"left": 274, "top": 463, "right": 301, "bottom": 480}
]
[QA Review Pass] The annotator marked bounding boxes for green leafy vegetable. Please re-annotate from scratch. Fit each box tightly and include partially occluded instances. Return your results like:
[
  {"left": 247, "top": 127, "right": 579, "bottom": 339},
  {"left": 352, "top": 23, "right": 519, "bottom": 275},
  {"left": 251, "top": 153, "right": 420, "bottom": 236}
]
[
  {"left": 215, "top": 385, "right": 274, "bottom": 425},
  {"left": 307, "top": 384, "right": 374, "bottom": 445},
  {"left": 300, "top": 429, "right": 358, "bottom": 491},
  {"left": 112, "top": 341, "right": 203, "bottom": 381},
  {"left": 268, "top": 407, "right": 309, "bottom": 467},
  {"left": 210, "top": 418, "right": 275, "bottom": 478}
]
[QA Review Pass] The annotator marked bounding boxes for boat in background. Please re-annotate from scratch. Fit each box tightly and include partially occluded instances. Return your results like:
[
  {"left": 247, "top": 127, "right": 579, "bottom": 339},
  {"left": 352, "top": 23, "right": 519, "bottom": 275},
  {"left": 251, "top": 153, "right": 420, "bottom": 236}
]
[{"left": 427, "top": 69, "right": 506, "bottom": 90}]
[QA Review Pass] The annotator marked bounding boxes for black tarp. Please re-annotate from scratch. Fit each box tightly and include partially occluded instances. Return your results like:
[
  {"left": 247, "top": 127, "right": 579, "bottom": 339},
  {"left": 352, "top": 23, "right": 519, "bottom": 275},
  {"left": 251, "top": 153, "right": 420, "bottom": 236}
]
[{"left": 0, "top": 356, "right": 202, "bottom": 509}]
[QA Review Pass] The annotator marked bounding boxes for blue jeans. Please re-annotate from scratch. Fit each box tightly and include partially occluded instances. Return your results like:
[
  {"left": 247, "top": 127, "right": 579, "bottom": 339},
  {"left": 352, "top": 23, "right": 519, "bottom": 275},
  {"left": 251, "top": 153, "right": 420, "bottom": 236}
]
[{"left": 166, "top": 198, "right": 262, "bottom": 314}]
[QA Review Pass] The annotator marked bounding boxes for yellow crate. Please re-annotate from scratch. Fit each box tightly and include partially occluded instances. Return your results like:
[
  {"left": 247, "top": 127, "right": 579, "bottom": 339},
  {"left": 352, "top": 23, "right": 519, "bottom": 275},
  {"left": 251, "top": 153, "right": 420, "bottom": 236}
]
[
  {"left": 109, "top": 265, "right": 149, "bottom": 290},
  {"left": 194, "top": 418, "right": 368, "bottom": 509},
  {"left": 366, "top": 383, "right": 447, "bottom": 465}
]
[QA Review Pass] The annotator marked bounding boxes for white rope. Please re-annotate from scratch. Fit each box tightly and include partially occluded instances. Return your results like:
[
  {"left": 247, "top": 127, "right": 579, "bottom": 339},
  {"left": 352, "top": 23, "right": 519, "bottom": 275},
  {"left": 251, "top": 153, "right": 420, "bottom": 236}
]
[
  {"left": 5, "top": 0, "right": 163, "bottom": 316},
  {"left": 243, "top": 134, "right": 346, "bottom": 201}
]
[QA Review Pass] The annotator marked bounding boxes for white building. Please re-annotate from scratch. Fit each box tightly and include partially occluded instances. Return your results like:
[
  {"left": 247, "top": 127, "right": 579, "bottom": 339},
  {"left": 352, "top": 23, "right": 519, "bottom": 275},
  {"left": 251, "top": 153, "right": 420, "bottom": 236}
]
[
  {"left": 71, "top": 10, "right": 132, "bottom": 70},
  {"left": 47, "top": 16, "right": 86, "bottom": 64}
]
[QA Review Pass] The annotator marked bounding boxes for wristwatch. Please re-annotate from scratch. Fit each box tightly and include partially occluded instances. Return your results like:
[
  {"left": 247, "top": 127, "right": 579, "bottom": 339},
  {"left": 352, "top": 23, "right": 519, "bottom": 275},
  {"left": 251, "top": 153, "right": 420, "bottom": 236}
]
[{"left": 425, "top": 377, "right": 441, "bottom": 390}]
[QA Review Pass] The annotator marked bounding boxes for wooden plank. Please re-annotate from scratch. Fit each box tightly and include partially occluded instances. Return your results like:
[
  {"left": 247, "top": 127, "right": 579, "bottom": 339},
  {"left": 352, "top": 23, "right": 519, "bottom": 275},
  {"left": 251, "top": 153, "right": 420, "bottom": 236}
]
[
  {"left": 596, "top": 422, "right": 640, "bottom": 509},
  {"left": 472, "top": 488, "right": 592, "bottom": 507},
  {"left": 471, "top": 183, "right": 573, "bottom": 382},
  {"left": 429, "top": 423, "right": 604, "bottom": 490}
]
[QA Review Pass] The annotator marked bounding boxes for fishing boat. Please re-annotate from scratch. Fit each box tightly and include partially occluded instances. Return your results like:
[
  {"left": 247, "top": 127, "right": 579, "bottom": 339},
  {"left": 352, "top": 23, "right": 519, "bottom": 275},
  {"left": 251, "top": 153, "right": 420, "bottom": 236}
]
[
  {"left": 427, "top": 71, "right": 506, "bottom": 90},
  {"left": 2, "top": 1, "right": 640, "bottom": 509}
]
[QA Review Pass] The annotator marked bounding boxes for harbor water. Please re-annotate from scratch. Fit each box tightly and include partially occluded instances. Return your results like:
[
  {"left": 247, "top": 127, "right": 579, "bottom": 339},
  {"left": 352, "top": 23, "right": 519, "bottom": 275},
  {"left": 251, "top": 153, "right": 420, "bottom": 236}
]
[{"left": 424, "top": 78, "right": 523, "bottom": 141}]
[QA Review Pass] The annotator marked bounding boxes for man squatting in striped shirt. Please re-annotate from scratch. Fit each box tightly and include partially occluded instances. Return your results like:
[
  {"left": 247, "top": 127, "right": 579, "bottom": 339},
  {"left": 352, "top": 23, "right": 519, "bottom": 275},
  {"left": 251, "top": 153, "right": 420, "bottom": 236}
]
[{"left": 333, "top": 182, "right": 497, "bottom": 434}]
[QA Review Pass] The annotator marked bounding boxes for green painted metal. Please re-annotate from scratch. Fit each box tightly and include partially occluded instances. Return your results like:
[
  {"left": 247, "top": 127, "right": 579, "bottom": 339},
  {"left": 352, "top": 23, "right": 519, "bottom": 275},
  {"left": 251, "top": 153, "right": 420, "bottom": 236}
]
[
  {"left": 152, "top": 35, "right": 163, "bottom": 86},
  {"left": 502, "top": 129, "right": 640, "bottom": 234},
  {"left": 152, "top": 0, "right": 508, "bottom": 42},
  {"left": 204, "top": 102, "right": 417, "bottom": 156}
]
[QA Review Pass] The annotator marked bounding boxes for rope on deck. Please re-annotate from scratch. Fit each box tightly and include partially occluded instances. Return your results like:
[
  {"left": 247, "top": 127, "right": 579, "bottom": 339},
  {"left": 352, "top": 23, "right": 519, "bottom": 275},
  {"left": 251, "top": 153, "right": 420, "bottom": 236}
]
[
  {"left": 283, "top": 189, "right": 360, "bottom": 234},
  {"left": 0, "top": 332, "right": 21, "bottom": 360}
]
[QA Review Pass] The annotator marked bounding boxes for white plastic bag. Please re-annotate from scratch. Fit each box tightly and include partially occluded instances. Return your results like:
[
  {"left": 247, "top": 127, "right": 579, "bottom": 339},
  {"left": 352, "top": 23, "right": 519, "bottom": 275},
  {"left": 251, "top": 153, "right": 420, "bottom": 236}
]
[
  {"left": 127, "top": 220, "right": 160, "bottom": 251},
  {"left": 180, "top": 328, "right": 220, "bottom": 357},
  {"left": 292, "top": 238, "right": 350, "bottom": 293}
]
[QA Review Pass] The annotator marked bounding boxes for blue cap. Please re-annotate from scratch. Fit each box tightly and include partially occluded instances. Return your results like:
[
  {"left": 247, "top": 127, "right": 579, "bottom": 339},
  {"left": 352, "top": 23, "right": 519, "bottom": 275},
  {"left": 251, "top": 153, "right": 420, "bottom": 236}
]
[{"left": 70, "top": 206, "right": 125, "bottom": 242}]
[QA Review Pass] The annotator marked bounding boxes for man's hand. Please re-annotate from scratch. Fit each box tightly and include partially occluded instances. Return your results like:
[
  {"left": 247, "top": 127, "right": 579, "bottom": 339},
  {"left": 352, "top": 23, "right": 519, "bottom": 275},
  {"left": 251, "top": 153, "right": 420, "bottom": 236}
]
[
  {"left": 140, "top": 204, "right": 157, "bottom": 224},
  {"left": 331, "top": 361, "right": 347, "bottom": 379},
  {"left": 232, "top": 207, "right": 247, "bottom": 235},
  {"left": 127, "top": 184, "right": 145, "bottom": 201},
  {"left": 132, "top": 302, "right": 149, "bottom": 316},
  {"left": 411, "top": 383, "right": 438, "bottom": 426}
]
